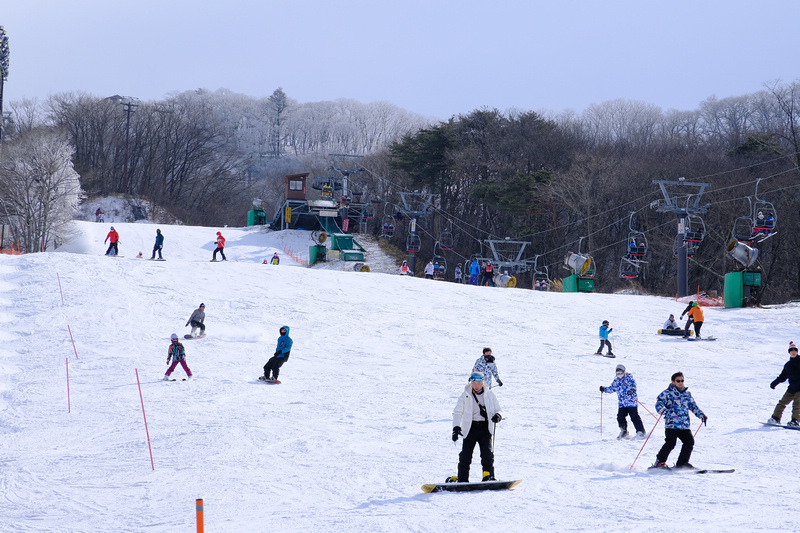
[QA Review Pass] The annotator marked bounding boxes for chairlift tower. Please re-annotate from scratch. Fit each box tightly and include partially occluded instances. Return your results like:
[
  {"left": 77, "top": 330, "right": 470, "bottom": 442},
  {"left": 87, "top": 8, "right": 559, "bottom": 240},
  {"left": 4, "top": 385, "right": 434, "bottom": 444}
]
[
  {"left": 483, "top": 238, "right": 531, "bottom": 274},
  {"left": 0, "top": 26, "right": 10, "bottom": 146},
  {"left": 330, "top": 154, "right": 363, "bottom": 232},
  {"left": 398, "top": 192, "right": 437, "bottom": 275},
  {"left": 652, "top": 178, "right": 710, "bottom": 298}
]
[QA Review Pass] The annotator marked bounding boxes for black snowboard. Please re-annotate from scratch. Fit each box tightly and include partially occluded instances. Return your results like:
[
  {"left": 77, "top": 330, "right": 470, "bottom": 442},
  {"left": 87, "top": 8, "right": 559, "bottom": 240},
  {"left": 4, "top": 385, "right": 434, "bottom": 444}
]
[
  {"left": 184, "top": 334, "right": 207, "bottom": 339},
  {"left": 761, "top": 421, "right": 800, "bottom": 431},
  {"left": 421, "top": 480, "right": 521, "bottom": 493}
]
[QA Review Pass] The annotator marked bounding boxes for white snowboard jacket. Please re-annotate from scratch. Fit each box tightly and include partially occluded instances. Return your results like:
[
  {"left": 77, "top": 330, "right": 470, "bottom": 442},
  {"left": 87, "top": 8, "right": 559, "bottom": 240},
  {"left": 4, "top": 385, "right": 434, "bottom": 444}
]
[{"left": 452, "top": 383, "right": 502, "bottom": 437}]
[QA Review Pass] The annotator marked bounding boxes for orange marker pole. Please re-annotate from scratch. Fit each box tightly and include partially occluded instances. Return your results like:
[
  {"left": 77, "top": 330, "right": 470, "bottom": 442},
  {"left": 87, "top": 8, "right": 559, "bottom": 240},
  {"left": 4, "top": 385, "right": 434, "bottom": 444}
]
[{"left": 196, "top": 499, "right": 204, "bottom": 533}]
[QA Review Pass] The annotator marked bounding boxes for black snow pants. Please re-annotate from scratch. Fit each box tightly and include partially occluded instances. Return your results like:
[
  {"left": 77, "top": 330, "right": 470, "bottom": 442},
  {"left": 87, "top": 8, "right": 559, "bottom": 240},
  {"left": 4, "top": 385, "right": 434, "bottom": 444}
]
[
  {"left": 457, "top": 420, "right": 494, "bottom": 482},
  {"left": 263, "top": 355, "right": 287, "bottom": 380},
  {"left": 656, "top": 428, "right": 694, "bottom": 466},
  {"left": 617, "top": 406, "right": 645, "bottom": 433}
]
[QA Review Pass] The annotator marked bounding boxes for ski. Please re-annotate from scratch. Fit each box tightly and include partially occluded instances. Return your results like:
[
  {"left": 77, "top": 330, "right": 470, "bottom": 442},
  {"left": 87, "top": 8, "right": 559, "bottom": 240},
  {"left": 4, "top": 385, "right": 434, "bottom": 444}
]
[
  {"left": 686, "top": 336, "right": 716, "bottom": 341},
  {"left": 761, "top": 421, "right": 800, "bottom": 431},
  {"left": 421, "top": 480, "right": 521, "bottom": 493},
  {"left": 647, "top": 465, "right": 734, "bottom": 474}
]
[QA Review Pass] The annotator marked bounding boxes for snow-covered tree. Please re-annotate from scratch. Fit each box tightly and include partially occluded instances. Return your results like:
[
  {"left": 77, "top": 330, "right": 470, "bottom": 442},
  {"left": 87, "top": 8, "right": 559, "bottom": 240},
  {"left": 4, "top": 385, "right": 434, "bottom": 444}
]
[{"left": 0, "top": 129, "right": 84, "bottom": 252}]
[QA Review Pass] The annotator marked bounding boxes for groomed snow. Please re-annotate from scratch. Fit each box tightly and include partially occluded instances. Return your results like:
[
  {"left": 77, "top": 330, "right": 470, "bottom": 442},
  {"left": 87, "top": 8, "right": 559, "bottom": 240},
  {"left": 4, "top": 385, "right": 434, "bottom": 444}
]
[{"left": 1, "top": 220, "right": 798, "bottom": 532}]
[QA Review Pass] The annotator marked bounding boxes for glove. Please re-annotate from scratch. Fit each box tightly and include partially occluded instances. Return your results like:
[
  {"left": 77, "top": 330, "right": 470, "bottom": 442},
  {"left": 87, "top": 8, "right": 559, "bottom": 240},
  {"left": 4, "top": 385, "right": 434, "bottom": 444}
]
[
  {"left": 497, "top": 379, "right": 503, "bottom": 387},
  {"left": 274, "top": 351, "right": 281, "bottom": 357},
  {"left": 680, "top": 315, "right": 684, "bottom": 320},
  {"left": 609, "top": 328, "right": 613, "bottom": 333},
  {"left": 452, "top": 426, "right": 462, "bottom": 442},
  {"left": 702, "top": 415, "right": 708, "bottom": 426},
  {"left": 491, "top": 413, "right": 502, "bottom": 423},
  {"left": 599, "top": 386, "right": 606, "bottom": 392},
  {"left": 770, "top": 380, "right": 779, "bottom": 390},
  {"left": 627, "top": 388, "right": 636, "bottom": 396}
]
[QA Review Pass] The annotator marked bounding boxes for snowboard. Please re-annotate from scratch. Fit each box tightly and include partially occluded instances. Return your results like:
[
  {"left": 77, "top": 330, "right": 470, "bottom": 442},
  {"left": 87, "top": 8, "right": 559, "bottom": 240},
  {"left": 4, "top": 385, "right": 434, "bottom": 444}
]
[
  {"left": 257, "top": 376, "right": 282, "bottom": 384},
  {"left": 184, "top": 334, "right": 206, "bottom": 339},
  {"left": 647, "top": 465, "right": 734, "bottom": 474},
  {"left": 594, "top": 352, "right": 616, "bottom": 358},
  {"left": 686, "top": 336, "right": 716, "bottom": 341},
  {"left": 658, "top": 329, "right": 692, "bottom": 336},
  {"left": 149, "top": 258, "right": 166, "bottom": 261},
  {"left": 421, "top": 479, "right": 521, "bottom": 493},
  {"left": 761, "top": 421, "right": 800, "bottom": 431}
]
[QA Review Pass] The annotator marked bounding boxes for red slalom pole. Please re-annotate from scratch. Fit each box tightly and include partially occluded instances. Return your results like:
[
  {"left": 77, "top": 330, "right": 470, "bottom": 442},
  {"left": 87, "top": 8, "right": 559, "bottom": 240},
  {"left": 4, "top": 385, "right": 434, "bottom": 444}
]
[
  {"left": 66, "top": 358, "right": 70, "bottom": 413},
  {"left": 57, "top": 272, "right": 64, "bottom": 305},
  {"left": 67, "top": 325, "right": 79, "bottom": 359},
  {"left": 630, "top": 411, "right": 663, "bottom": 469},
  {"left": 636, "top": 399, "right": 658, "bottom": 420},
  {"left": 135, "top": 368, "right": 155, "bottom": 470}
]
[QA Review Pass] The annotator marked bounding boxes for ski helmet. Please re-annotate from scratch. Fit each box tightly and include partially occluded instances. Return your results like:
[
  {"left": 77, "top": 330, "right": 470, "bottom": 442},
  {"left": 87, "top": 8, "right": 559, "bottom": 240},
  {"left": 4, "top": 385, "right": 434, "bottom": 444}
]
[{"left": 170, "top": 333, "right": 178, "bottom": 340}]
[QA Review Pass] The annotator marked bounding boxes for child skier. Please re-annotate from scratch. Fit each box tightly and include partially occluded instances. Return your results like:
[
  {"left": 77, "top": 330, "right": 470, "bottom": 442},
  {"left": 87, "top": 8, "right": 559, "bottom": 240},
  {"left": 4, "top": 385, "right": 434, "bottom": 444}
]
[
  {"left": 600, "top": 364, "right": 646, "bottom": 438},
  {"left": 472, "top": 348, "right": 503, "bottom": 389},
  {"left": 767, "top": 341, "right": 800, "bottom": 426},
  {"left": 164, "top": 333, "right": 193, "bottom": 380},
  {"left": 262, "top": 325, "right": 293, "bottom": 382},
  {"left": 595, "top": 320, "right": 614, "bottom": 356}
]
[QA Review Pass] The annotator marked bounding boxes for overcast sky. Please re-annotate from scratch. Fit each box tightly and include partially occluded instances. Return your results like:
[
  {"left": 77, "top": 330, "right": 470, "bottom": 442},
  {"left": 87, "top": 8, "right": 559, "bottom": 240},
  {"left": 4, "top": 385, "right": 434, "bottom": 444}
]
[{"left": 3, "top": 0, "right": 799, "bottom": 119}]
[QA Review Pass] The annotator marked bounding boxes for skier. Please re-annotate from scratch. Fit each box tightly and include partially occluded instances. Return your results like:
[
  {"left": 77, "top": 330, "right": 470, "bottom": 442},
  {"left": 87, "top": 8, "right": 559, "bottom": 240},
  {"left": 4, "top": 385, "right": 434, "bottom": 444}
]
[
  {"left": 663, "top": 314, "right": 679, "bottom": 331},
  {"left": 212, "top": 231, "right": 227, "bottom": 262},
  {"left": 680, "top": 301, "right": 704, "bottom": 339},
  {"left": 95, "top": 207, "right": 104, "bottom": 223},
  {"left": 595, "top": 320, "right": 614, "bottom": 356},
  {"left": 270, "top": 252, "right": 280, "bottom": 265},
  {"left": 600, "top": 364, "right": 646, "bottom": 438},
  {"left": 449, "top": 371, "right": 503, "bottom": 483},
  {"left": 263, "top": 325, "right": 293, "bottom": 382},
  {"left": 104, "top": 226, "right": 120, "bottom": 256},
  {"left": 163, "top": 333, "right": 193, "bottom": 380},
  {"left": 424, "top": 260, "right": 435, "bottom": 279},
  {"left": 469, "top": 259, "right": 480, "bottom": 286},
  {"left": 454, "top": 263, "right": 463, "bottom": 284},
  {"left": 185, "top": 303, "right": 206, "bottom": 338},
  {"left": 481, "top": 261, "right": 495, "bottom": 287},
  {"left": 472, "top": 348, "right": 503, "bottom": 389},
  {"left": 399, "top": 260, "right": 411, "bottom": 276},
  {"left": 767, "top": 341, "right": 800, "bottom": 426},
  {"left": 150, "top": 229, "right": 164, "bottom": 260},
  {"left": 652, "top": 372, "right": 707, "bottom": 469}
]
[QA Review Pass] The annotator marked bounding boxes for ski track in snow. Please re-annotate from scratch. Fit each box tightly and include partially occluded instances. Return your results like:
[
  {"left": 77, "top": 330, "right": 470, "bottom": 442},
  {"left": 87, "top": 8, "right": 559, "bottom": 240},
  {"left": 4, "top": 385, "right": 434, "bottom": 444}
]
[{"left": 0, "top": 220, "right": 799, "bottom": 531}]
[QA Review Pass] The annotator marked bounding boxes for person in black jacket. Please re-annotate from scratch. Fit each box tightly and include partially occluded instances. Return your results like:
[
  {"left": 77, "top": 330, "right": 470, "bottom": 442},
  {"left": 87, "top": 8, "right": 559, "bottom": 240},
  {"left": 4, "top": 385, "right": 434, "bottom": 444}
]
[{"left": 767, "top": 341, "right": 800, "bottom": 426}]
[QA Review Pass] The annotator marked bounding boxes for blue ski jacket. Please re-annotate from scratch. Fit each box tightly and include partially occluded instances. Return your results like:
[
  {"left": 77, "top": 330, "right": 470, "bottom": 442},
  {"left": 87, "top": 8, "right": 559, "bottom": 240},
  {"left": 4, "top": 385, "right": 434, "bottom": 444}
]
[
  {"left": 599, "top": 324, "right": 611, "bottom": 340},
  {"left": 604, "top": 373, "right": 639, "bottom": 408},
  {"left": 655, "top": 383, "right": 705, "bottom": 429},
  {"left": 275, "top": 326, "right": 293, "bottom": 358}
]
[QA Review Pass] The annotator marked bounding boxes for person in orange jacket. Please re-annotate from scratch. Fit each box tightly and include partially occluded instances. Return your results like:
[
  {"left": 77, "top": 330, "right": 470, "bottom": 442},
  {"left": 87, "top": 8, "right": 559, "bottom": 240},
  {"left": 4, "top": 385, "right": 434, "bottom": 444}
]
[
  {"left": 212, "top": 231, "right": 227, "bottom": 262},
  {"left": 680, "top": 301, "right": 704, "bottom": 339},
  {"left": 104, "top": 226, "right": 120, "bottom": 256}
]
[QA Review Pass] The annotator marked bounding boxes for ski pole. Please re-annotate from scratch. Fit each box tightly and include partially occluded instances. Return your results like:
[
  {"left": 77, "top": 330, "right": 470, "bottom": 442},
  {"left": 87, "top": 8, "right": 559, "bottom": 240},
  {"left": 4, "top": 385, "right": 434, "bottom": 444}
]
[
  {"left": 693, "top": 417, "right": 706, "bottom": 438},
  {"left": 630, "top": 411, "right": 663, "bottom": 469},
  {"left": 636, "top": 399, "right": 658, "bottom": 420}
]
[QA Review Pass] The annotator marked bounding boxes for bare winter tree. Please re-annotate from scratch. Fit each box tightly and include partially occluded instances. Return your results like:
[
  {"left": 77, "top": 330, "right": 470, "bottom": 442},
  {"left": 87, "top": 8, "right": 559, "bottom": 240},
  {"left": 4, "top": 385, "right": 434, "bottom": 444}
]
[{"left": 0, "top": 129, "right": 84, "bottom": 251}]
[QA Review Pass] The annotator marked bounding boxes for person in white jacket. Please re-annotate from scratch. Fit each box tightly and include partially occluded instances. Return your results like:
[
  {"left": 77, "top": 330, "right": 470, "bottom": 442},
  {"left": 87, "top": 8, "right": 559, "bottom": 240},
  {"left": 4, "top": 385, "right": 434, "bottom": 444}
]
[
  {"left": 424, "top": 260, "right": 435, "bottom": 279},
  {"left": 663, "top": 314, "right": 680, "bottom": 330},
  {"left": 450, "top": 371, "right": 503, "bottom": 483}
]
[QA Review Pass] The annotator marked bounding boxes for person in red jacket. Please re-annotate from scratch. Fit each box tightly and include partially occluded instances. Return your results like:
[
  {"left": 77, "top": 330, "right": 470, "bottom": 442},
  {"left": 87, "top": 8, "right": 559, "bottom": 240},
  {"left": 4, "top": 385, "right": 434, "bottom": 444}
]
[
  {"left": 104, "top": 226, "right": 120, "bottom": 256},
  {"left": 212, "top": 231, "right": 227, "bottom": 261}
]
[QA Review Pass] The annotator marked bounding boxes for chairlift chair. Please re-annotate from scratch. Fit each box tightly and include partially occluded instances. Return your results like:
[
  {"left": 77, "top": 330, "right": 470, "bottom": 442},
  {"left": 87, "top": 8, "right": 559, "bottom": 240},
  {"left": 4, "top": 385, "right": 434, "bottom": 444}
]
[
  {"left": 751, "top": 178, "right": 777, "bottom": 241},
  {"left": 683, "top": 215, "right": 706, "bottom": 244},
  {"left": 381, "top": 216, "right": 395, "bottom": 238},
  {"left": 619, "top": 257, "right": 640, "bottom": 279},
  {"left": 432, "top": 255, "right": 447, "bottom": 280},
  {"left": 406, "top": 233, "right": 421, "bottom": 253}
]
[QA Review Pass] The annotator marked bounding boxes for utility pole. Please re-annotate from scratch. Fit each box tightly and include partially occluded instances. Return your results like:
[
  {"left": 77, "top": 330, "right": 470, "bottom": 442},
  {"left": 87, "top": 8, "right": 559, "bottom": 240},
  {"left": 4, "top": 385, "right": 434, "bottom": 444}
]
[
  {"left": 0, "top": 26, "right": 10, "bottom": 146},
  {"left": 119, "top": 97, "right": 138, "bottom": 193},
  {"left": 653, "top": 178, "right": 710, "bottom": 297}
]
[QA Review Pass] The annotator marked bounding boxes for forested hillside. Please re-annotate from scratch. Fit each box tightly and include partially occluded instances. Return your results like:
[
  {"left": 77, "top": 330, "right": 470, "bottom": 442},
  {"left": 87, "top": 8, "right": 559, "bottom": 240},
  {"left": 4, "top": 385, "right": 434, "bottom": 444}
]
[{"left": 2, "top": 82, "right": 799, "bottom": 302}]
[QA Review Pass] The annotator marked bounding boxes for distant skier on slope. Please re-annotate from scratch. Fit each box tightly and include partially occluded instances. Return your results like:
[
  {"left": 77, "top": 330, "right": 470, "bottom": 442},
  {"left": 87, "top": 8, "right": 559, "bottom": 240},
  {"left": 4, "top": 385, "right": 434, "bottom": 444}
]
[
  {"left": 150, "top": 229, "right": 164, "bottom": 260},
  {"left": 680, "top": 301, "right": 704, "bottom": 339},
  {"left": 212, "top": 231, "right": 227, "bottom": 262},
  {"left": 262, "top": 325, "right": 293, "bottom": 382},
  {"left": 472, "top": 347, "right": 503, "bottom": 389},
  {"left": 767, "top": 341, "right": 800, "bottom": 427},
  {"left": 595, "top": 320, "right": 614, "bottom": 357},
  {"left": 104, "top": 226, "right": 120, "bottom": 256},
  {"left": 163, "top": 333, "right": 193, "bottom": 380},
  {"left": 652, "top": 372, "right": 707, "bottom": 469},
  {"left": 600, "top": 364, "right": 645, "bottom": 439},
  {"left": 185, "top": 303, "right": 206, "bottom": 338}
]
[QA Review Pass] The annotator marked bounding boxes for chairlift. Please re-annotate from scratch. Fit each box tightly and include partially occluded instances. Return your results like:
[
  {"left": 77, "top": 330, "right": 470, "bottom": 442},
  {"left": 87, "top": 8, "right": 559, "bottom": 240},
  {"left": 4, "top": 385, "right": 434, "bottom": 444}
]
[
  {"left": 620, "top": 213, "right": 647, "bottom": 279},
  {"left": 751, "top": 178, "right": 777, "bottom": 241},
  {"left": 619, "top": 257, "right": 641, "bottom": 279},
  {"left": 683, "top": 215, "right": 706, "bottom": 244},
  {"left": 432, "top": 241, "right": 448, "bottom": 280},
  {"left": 406, "top": 232, "right": 421, "bottom": 253},
  {"left": 532, "top": 255, "right": 550, "bottom": 291},
  {"left": 731, "top": 198, "right": 756, "bottom": 243},
  {"left": 439, "top": 221, "right": 454, "bottom": 250},
  {"left": 381, "top": 216, "right": 395, "bottom": 238}
]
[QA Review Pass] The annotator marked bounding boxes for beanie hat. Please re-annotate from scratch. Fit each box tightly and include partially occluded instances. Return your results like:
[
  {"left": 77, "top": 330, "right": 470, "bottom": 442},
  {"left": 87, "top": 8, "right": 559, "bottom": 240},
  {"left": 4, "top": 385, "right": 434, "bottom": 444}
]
[
  {"left": 170, "top": 333, "right": 178, "bottom": 340},
  {"left": 199, "top": 303, "right": 205, "bottom": 308},
  {"left": 789, "top": 341, "right": 798, "bottom": 353},
  {"left": 615, "top": 364, "right": 626, "bottom": 373}
]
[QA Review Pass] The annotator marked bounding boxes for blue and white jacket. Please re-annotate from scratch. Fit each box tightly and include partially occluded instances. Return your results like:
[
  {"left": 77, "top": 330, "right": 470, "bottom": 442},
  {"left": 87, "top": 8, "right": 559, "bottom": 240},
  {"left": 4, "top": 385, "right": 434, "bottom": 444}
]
[
  {"left": 472, "top": 356, "right": 501, "bottom": 388},
  {"left": 655, "top": 383, "right": 705, "bottom": 429},
  {"left": 604, "top": 373, "right": 639, "bottom": 408}
]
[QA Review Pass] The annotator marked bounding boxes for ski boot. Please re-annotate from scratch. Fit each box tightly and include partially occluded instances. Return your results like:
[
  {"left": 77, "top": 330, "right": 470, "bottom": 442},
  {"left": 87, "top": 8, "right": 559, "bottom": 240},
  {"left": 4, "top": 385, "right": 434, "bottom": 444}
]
[
  {"left": 617, "top": 429, "right": 629, "bottom": 439},
  {"left": 766, "top": 417, "right": 780, "bottom": 425},
  {"left": 482, "top": 471, "right": 496, "bottom": 482},
  {"left": 444, "top": 476, "right": 458, "bottom": 483}
]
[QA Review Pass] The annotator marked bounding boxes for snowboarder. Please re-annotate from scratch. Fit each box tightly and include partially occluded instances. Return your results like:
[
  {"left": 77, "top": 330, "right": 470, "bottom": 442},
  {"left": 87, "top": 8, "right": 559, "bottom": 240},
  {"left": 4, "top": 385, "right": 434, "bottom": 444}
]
[
  {"left": 399, "top": 260, "right": 410, "bottom": 276},
  {"left": 454, "top": 263, "right": 463, "bottom": 284},
  {"left": 653, "top": 372, "right": 707, "bottom": 469},
  {"left": 212, "top": 231, "right": 226, "bottom": 261},
  {"left": 424, "top": 260, "right": 435, "bottom": 279},
  {"left": 270, "top": 252, "right": 280, "bottom": 265},
  {"left": 472, "top": 348, "right": 503, "bottom": 389},
  {"left": 104, "top": 226, "right": 119, "bottom": 256},
  {"left": 185, "top": 303, "right": 206, "bottom": 337},
  {"left": 150, "top": 229, "right": 164, "bottom": 260},
  {"left": 595, "top": 320, "right": 614, "bottom": 356},
  {"left": 163, "top": 333, "right": 193, "bottom": 380},
  {"left": 481, "top": 261, "right": 495, "bottom": 287},
  {"left": 469, "top": 259, "right": 480, "bottom": 285},
  {"left": 680, "top": 301, "right": 704, "bottom": 339},
  {"left": 767, "top": 341, "right": 800, "bottom": 426},
  {"left": 663, "top": 314, "right": 679, "bottom": 331},
  {"left": 600, "top": 364, "right": 646, "bottom": 438},
  {"left": 450, "top": 371, "right": 503, "bottom": 483},
  {"left": 263, "top": 325, "right": 293, "bottom": 381}
]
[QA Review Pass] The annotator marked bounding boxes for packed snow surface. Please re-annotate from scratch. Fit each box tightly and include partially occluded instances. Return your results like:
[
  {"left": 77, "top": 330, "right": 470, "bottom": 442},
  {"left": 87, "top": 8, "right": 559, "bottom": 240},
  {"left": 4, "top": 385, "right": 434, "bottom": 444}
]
[{"left": 1, "top": 220, "right": 798, "bottom": 532}]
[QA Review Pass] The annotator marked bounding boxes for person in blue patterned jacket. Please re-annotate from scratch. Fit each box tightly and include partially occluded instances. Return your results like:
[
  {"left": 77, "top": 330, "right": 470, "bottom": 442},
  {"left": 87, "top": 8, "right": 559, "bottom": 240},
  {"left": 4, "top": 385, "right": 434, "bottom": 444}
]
[
  {"left": 472, "top": 348, "right": 503, "bottom": 389},
  {"left": 652, "top": 372, "right": 707, "bottom": 469},
  {"left": 600, "top": 364, "right": 645, "bottom": 439}
]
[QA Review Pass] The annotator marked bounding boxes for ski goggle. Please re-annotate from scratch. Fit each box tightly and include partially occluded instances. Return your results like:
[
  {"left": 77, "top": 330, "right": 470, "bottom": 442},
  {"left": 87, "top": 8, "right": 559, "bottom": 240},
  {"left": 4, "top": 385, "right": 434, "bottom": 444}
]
[{"left": 469, "top": 374, "right": 483, "bottom": 382}]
